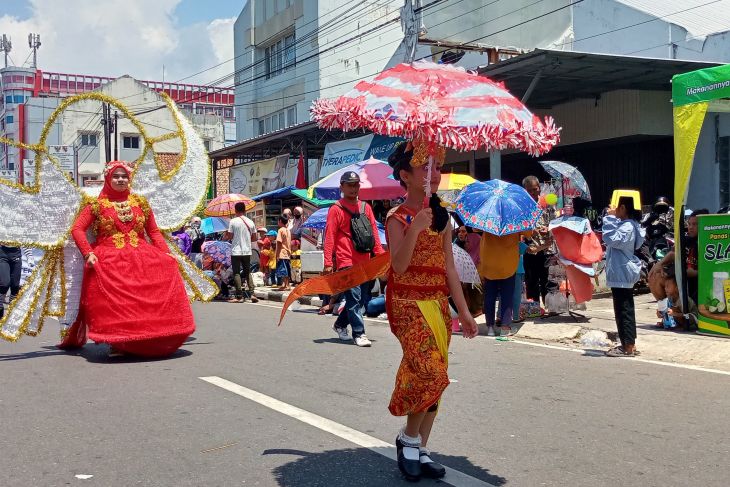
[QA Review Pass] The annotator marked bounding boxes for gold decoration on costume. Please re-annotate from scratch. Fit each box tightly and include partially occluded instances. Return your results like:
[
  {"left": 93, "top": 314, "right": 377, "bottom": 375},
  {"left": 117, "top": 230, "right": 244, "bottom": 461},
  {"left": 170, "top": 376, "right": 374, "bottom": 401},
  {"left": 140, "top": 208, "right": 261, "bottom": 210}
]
[
  {"left": 112, "top": 200, "right": 134, "bottom": 223},
  {"left": 0, "top": 89, "right": 215, "bottom": 343},
  {"left": 406, "top": 138, "right": 446, "bottom": 168},
  {"left": 112, "top": 233, "right": 125, "bottom": 249}
]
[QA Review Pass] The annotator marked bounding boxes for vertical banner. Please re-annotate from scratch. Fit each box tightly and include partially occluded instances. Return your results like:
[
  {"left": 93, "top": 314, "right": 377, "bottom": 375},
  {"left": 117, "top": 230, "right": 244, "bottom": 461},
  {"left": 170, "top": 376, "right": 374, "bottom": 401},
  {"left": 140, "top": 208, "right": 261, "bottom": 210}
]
[
  {"left": 319, "top": 134, "right": 373, "bottom": 178},
  {"left": 697, "top": 214, "right": 730, "bottom": 337},
  {"left": 49, "top": 145, "right": 76, "bottom": 182}
]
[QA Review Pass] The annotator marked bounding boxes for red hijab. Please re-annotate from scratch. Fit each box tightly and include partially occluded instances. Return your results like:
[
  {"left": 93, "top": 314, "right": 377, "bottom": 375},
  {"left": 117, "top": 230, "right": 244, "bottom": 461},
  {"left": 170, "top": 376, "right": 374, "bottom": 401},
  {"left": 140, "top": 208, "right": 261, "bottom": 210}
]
[{"left": 99, "top": 161, "right": 133, "bottom": 202}]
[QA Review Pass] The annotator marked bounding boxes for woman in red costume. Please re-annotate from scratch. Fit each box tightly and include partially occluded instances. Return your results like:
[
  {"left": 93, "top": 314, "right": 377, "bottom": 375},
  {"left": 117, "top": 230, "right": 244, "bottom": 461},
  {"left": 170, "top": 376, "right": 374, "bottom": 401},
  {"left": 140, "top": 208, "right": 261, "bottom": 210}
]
[{"left": 60, "top": 161, "right": 195, "bottom": 357}]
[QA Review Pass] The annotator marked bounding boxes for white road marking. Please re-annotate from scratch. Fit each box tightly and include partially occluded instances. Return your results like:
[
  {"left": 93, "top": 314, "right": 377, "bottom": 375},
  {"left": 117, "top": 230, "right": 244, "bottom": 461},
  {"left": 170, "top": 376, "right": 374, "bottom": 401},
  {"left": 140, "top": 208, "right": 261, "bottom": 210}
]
[
  {"left": 199, "top": 376, "right": 496, "bottom": 487},
  {"left": 242, "top": 301, "right": 730, "bottom": 376}
]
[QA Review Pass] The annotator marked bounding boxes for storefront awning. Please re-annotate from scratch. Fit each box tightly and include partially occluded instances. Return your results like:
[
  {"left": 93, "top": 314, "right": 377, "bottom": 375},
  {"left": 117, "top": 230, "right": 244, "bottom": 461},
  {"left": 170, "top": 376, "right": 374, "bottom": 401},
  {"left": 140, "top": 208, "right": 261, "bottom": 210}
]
[
  {"left": 252, "top": 185, "right": 296, "bottom": 201},
  {"left": 479, "top": 49, "right": 721, "bottom": 108}
]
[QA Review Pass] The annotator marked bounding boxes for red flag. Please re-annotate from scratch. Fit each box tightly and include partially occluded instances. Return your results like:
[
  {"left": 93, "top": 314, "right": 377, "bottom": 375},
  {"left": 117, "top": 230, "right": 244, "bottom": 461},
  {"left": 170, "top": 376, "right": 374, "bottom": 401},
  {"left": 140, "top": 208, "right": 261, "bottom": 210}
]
[{"left": 295, "top": 151, "right": 307, "bottom": 189}]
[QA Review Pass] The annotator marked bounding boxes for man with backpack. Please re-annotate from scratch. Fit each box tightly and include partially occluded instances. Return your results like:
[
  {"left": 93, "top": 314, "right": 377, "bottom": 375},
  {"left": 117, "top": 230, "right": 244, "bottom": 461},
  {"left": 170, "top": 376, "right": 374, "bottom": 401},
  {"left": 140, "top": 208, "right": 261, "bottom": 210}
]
[{"left": 323, "top": 171, "right": 385, "bottom": 347}]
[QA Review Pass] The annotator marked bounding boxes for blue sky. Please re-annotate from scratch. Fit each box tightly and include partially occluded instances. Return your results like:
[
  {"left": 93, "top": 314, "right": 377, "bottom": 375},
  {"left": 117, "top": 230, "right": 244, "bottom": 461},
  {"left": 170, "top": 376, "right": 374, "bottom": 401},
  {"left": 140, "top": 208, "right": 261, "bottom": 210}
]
[
  {"left": 1, "top": 0, "right": 246, "bottom": 25},
  {"left": 0, "top": 0, "right": 246, "bottom": 82}
]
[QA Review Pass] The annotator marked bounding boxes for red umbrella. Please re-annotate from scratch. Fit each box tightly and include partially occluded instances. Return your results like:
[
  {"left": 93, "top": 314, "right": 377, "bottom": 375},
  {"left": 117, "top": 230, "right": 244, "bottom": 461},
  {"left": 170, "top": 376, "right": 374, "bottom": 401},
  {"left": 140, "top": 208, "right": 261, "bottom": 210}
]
[
  {"left": 311, "top": 61, "right": 560, "bottom": 156},
  {"left": 204, "top": 193, "right": 255, "bottom": 217}
]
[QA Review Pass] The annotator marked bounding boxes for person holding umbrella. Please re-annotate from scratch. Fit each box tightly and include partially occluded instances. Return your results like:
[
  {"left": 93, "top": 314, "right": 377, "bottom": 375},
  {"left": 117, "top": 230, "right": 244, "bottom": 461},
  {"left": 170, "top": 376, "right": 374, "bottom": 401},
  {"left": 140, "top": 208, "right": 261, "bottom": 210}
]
[{"left": 386, "top": 141, "right": 478, "bottom": 481}]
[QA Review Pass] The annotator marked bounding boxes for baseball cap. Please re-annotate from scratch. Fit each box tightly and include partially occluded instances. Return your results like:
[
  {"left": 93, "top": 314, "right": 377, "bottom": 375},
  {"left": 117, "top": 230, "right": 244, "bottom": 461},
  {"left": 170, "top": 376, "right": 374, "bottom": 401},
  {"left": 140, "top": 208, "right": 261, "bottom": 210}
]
[{"left": 340, "top": 171, "right": 361, "bottom": 184}]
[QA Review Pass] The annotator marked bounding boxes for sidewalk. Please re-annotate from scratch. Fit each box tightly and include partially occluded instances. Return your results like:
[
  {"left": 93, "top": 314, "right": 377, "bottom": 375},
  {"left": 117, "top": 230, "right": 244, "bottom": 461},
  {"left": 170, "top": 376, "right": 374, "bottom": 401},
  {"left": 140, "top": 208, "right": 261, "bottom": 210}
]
[{"left": 254, "top": 287, "right": 730, "bottom": 372}]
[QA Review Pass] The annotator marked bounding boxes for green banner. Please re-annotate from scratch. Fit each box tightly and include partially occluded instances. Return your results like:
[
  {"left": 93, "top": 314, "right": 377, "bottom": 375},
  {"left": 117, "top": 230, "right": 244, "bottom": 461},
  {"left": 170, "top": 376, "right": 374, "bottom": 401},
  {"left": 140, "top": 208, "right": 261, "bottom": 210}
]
[
  {"left": 697, "top": 214, "right": 730, "bottom": 337},
  {"left": 672, "top": 64, "right": 730, "bottom": 107}
]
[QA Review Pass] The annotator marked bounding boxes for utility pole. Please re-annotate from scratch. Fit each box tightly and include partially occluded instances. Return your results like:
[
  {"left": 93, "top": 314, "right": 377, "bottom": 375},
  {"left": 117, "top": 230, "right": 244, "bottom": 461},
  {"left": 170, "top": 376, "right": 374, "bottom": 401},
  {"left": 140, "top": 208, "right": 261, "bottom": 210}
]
[
  {"left": 113, "top": 111, "right": 119, "bottom": 161},
  {"left": 0, "top": 35, "right": 11, "bottom": 68},
  {"left": 27, "top": 33, "right": 41, "bottom": 68},
  {"left": 400, "top": 0, "right": 418, "bottom": 63},
  {"left": 101, "top": 103, "right": 111, "bottom": 163}
]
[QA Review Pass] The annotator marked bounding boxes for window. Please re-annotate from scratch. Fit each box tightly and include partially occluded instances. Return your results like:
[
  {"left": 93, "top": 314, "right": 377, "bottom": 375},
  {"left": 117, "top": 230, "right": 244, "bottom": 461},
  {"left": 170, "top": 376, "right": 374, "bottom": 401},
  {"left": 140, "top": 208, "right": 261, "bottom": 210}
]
[
  {"left": 256, "top": 105, "right": 297, "bottom": 136},
  {"left": 80, "top": 133, "right": 97, "bottom": 147},
  {"left": 720, "top": 136, "right": 730, "bottom": 209},
  {"left": 265, "top": 32, "right": 296, "bottom": 79},
  {"left": 123, "top": 135, "right": 140, "bottom": 149},
  {"left": 203, "top": 140, "right": 211, "bottom": 152},
  {"left": 5, "top": 115, "right": 13, "bottom": 124},
  {"left": 13, "top": 95, "right": 24, "bottom": 103},
  {"left": 5, "top": 95, "right": 12, "bottom": 103}
]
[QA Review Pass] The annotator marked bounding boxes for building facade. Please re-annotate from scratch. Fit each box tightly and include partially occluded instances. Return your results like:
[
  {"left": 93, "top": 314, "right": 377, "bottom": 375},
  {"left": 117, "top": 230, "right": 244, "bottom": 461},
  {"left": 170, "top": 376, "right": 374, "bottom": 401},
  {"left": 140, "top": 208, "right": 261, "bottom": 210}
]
[
  {"left": 233, "top": 0, "right": 406, "bottom": 142},
  {"left": 0, "top": 66, "right": 236, "bottom": 184}
]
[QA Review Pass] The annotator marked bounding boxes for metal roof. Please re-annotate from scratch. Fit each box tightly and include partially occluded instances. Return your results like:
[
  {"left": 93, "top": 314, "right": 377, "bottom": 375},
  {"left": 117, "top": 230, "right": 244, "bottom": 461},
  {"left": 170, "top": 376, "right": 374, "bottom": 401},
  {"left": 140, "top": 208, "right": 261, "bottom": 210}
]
[
  {"left": 617, "top": 0, "right": 730, "bottom": 40},
  {"left": 478, "top": 49, "right": 721, "bottom": 108}
]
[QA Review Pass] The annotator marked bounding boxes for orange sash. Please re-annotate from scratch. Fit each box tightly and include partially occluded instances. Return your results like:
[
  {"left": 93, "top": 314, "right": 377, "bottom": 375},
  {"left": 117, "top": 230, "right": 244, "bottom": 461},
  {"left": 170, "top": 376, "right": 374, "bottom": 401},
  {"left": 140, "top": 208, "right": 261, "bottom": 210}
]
[{"left": 278, "top": 252, "right": 391, "bottom": 326}]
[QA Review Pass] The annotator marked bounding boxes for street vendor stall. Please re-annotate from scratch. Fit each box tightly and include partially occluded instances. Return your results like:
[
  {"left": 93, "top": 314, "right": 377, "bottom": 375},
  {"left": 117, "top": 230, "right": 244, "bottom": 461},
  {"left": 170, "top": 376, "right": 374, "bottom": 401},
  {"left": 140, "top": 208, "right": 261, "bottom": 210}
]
[{"left": 672, "top": 64, "right": 730, "bottom": 337}]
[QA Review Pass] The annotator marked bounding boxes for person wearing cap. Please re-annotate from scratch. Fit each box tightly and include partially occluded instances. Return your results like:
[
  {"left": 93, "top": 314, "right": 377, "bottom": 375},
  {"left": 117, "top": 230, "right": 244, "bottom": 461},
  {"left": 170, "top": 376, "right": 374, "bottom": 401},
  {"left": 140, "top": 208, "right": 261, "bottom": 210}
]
[{"left": 323, "top": 170, "right": 385, "bottom": 347}]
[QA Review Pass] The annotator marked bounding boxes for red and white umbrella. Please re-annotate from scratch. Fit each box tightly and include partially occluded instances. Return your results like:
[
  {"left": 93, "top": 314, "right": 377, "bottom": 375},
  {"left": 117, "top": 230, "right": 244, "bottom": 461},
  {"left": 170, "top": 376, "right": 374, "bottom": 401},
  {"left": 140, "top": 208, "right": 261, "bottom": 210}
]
[{"left": 311, "top": 61, "right": 560, "bottom": 156}]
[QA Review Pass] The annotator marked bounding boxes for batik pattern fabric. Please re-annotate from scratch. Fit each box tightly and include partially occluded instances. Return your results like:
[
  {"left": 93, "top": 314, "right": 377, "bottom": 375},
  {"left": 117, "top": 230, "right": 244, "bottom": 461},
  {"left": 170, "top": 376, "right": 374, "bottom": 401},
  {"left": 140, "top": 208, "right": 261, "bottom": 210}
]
[{"left": 386, "top": 205, "right": 451, "bottom": 416}]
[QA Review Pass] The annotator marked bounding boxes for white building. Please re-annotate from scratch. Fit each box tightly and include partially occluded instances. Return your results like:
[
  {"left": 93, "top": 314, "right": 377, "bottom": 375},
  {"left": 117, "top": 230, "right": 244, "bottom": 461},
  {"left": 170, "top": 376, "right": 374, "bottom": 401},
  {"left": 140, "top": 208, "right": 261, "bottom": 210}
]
[{"left": 233, "top": 0, "right": 407, "bottom": 141}]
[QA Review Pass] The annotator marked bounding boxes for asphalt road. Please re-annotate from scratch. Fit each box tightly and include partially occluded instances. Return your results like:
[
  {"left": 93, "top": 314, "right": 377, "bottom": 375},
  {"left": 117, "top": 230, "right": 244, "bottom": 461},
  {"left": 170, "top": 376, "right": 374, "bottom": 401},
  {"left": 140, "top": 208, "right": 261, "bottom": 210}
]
[{"left": 1, "top": 301, "right": 728, "bottom": 487}]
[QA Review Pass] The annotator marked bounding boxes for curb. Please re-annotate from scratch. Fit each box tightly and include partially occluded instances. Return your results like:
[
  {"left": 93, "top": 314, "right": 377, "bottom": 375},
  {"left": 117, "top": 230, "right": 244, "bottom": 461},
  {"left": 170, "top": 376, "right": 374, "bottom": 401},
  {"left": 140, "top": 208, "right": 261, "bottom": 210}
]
[{"left": 254, "top": 289, "right": 324, "bottom": 307}]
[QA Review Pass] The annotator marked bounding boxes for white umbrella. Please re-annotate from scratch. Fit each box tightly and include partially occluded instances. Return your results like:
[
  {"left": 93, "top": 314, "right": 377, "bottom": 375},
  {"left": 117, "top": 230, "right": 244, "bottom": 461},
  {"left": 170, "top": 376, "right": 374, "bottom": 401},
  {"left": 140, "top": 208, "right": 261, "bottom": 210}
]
[{"left": 452, "top": 243, "right": 480, "bottom": 285}]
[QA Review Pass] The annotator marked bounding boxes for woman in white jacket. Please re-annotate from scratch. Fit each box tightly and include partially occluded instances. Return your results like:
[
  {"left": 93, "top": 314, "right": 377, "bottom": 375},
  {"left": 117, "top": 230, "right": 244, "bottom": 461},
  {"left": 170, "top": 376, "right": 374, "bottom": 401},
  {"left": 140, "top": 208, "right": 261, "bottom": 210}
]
[{"left": 602, "top": 197, "right": 645, "bottom": 357}]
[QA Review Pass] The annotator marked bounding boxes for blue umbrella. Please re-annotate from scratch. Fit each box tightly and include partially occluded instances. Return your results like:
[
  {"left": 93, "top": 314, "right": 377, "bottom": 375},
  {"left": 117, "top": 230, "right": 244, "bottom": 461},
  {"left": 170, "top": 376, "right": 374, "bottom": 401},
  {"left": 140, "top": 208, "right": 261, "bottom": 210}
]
[
  {"left": 301, "top": 207, "right": 329, "bottom": 231},
  {"left": 201, "top": 217, "right": 230, "bottom": 235},
  {"left": 301, "top": 206, "right": 387, "bottom": 243},
  {"left": 539, "top": 160, "right": 591, "bottom": 202},
  {"left": 454, "top": 180, "right": 542, "bottom": 236}
]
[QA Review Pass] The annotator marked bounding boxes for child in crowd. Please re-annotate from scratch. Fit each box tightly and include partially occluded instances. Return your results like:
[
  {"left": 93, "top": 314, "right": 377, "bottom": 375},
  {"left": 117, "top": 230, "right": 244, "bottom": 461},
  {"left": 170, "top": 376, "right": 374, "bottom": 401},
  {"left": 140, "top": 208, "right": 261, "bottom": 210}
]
[
  {"left": 602, "top": 196, "right": 644, "bottom": 357},
  {"left": 290, "top": 239, "right": 302, "bottom": 284},
  {"left": 259, "top": 239, "right": 275, "bottom": 286},
  {"left": 386, "top": 141, "right": 477, "bottom": 482}
]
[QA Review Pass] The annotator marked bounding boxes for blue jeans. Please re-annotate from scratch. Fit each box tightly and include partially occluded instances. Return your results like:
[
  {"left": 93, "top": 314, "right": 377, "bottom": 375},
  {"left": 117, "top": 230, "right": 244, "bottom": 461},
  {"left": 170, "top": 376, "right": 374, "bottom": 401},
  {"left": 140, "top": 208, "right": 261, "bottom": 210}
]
[
  {"left": 366, "top": 294, "right": 386, "bottom": 317},
  {"left": 499, "top": 273, "right": 524, "bottom": 320},
  {"left": 334, "top": 283, "right": 370, "bottom": 338},
  {"left": 484, "top": 274, "right": 516, "bottom": 326}
]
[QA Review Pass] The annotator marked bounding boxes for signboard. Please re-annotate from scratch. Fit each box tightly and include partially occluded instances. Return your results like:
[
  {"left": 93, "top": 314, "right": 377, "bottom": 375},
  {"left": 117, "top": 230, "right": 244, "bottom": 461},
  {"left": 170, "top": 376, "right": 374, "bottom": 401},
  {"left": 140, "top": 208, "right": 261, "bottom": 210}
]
[
  {"left": 319, "top": 134, "right": 373, "bottom": 178},
  {"left": 365, "top": 135, "right": 402, "bottom": 161},
  {"left": 229, "top": 154, "right": 289, "bottom": 197},
  {"left": 696, "top": 214, "right": 730, "bottom": 337},
  {"left": 0, "top": 168, "right": 17, "bottom": 183},
  {"left": 319, "top": 134, "right": 402, "bottom": 179},
  {"left": 22, "top": 159, "right": 35, "bottom": 185},
  {"left": 49, "top": 145, "right": 76, "bottom": 182}
]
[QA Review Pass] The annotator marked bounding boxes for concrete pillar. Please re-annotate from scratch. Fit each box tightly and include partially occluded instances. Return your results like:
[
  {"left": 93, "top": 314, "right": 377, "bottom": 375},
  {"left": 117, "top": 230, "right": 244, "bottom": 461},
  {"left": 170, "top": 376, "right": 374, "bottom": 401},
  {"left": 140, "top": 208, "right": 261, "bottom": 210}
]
[{"left": 489, "top": 149, "right": 501, "bottom": 180}]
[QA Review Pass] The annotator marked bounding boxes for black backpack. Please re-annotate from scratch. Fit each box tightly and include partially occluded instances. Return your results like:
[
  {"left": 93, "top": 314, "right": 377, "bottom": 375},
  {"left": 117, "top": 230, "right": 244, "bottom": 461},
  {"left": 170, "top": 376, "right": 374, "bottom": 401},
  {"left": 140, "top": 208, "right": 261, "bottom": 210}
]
[{"left": 337, "top": 202, "right": 375, "bottom": 254}]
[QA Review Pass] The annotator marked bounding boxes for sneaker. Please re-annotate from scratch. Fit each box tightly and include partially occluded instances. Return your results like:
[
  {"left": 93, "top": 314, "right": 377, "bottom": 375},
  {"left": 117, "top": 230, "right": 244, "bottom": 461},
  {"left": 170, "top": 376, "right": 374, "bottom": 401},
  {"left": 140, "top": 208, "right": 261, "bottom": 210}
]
[
  {"left": 333, "top": 325, "right": 351, "bottom": 341},
  {"left": 500, "top": 327, "right": 512, "bottom": 337},
  {"left": 354, "top": 335, "right": 372, "bottom": 347},
  {"left": 487, "top": 326, "right": 495, "bottom": 337}
]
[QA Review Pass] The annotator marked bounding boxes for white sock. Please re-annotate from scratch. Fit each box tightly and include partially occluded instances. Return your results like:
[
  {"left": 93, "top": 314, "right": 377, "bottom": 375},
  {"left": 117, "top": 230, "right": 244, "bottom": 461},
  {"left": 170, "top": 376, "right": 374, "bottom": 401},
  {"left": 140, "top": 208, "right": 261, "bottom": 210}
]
[
  {"left": 398, "top": 430, "right": 421, "bottom": 461},
  {"left": 419, "top": 447, "right": 434, "bottom": 464}
]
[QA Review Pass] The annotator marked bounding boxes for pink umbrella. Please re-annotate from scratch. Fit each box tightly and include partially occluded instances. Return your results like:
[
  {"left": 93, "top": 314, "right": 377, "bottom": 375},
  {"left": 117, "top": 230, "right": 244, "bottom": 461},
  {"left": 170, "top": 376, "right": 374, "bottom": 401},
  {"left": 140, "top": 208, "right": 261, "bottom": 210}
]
[
  {"left": 309, "top": 157, "right": 405, "bottom": 201},
  {"left": 311, "top": 61, "right": 560, "bottom": 156}
]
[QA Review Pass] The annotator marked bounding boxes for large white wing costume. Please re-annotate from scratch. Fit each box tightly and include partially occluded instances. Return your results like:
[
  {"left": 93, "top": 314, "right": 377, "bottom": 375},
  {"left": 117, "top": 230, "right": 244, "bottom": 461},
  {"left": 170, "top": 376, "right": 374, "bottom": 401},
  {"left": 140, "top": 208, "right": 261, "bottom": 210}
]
[{"left": 0, "top": 92, "right": 217, "bottom": 342}]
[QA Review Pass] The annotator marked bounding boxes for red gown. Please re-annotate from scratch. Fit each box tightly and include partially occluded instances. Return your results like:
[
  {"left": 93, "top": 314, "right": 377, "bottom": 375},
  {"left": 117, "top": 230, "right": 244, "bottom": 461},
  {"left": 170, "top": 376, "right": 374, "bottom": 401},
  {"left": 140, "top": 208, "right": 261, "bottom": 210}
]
[{"left": 61, "top": 192, "right": 195, "bottom": 357}]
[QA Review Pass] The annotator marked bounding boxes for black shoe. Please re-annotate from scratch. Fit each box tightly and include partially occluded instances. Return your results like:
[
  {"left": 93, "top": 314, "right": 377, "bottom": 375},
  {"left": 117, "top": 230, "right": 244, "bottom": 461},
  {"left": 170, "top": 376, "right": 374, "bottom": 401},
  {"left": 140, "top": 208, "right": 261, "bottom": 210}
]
[
  {"left": 395, "top": 436, "right": 421, "bottom": 482},
  {"left": 419, "top": 450, "right": 446, "bottom": 479}
]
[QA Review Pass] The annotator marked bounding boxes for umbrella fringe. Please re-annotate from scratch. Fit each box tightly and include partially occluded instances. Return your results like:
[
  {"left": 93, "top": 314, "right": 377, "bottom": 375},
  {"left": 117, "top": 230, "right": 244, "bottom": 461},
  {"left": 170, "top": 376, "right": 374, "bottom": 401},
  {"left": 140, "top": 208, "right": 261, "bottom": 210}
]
[{"left": 310, "top": 99, "right": 561, "bottom": 156}]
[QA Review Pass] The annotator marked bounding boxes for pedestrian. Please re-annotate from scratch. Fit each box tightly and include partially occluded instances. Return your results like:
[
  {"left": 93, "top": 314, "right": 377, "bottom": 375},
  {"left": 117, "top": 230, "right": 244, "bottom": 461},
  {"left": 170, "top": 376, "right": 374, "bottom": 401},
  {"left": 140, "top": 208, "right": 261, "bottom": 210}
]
[
  {"left": 282, "top": 208, "right": 294, "bottom": 231},
  {"left": 259, "top": 238, "right": 276, "bottom": 286},
  {"left": 224, "top": 202, "right": 259, "bottom": 303},
  {"left": 498, "top": 236, "right": 529, "bottom": 324},
  {"left": 602, "top": 196, "right": 645, "bottom": 357},
  {"left": 290, "top": 239, "right": 302, "bottom": 284},
  {"left": 172, "top": 225, "right": 192, "bottom": 256},
  {"left": 291, "top": 206, "right": 305, "bottom": 240},
  {"left": 0, "top": 245, "right": 21, "bottom": 319},
  {"left": 522, "top": 175, "right": 555, "bottom": 305},
  {"left": 479, "top": 230, "right": 528, "bottom": 336},
  {"left": 386, "top": 140, "right": 477, "bottom": 481},
  {"left": 275, "top": 215, "right": 292, "bottom": 291},
  {"left": 323, "top": 170, "right": 385, "bottom": 347}
]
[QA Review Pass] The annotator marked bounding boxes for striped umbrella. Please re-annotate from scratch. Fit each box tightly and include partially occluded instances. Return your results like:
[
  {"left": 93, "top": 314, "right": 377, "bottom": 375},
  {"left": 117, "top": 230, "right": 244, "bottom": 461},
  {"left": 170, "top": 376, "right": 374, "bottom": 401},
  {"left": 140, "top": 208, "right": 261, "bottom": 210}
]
[
  {"left": 312, "top": 61, "right": 560, "bottom": 156},
  {"left": 204, "top": 193, "right": 255, "bottom": 217}
]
